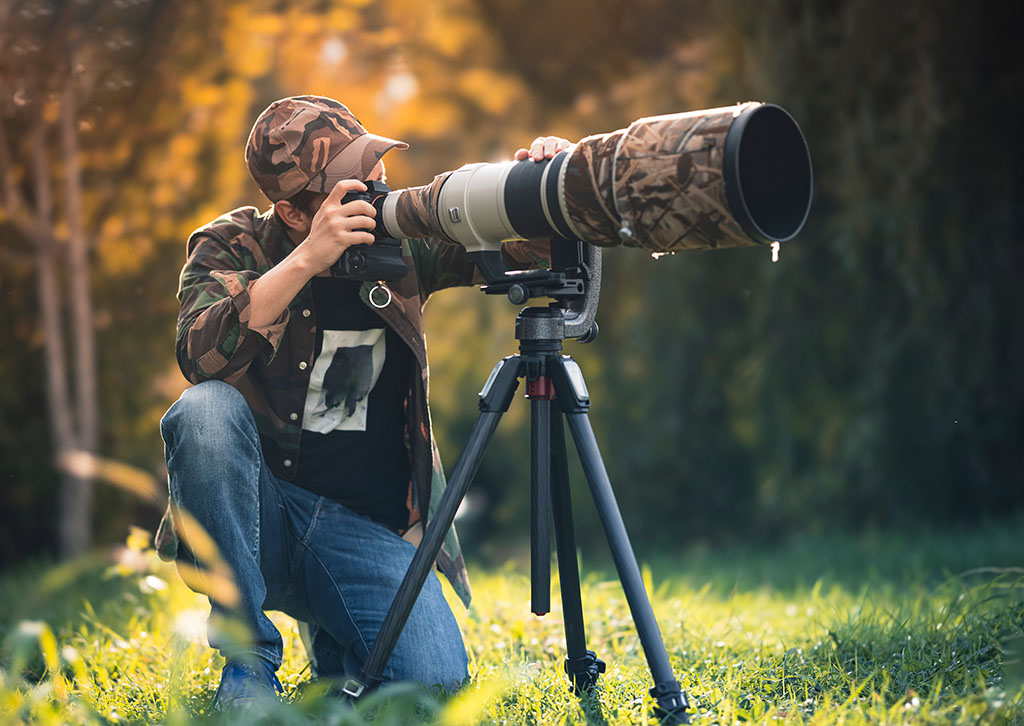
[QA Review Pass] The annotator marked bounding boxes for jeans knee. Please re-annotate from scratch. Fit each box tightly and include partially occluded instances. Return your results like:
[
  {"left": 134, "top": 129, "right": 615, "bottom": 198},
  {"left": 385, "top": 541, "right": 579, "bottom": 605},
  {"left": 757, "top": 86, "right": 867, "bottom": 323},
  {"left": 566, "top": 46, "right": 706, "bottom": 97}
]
[
  {"left": 161, "top": 380, "right": 262, "bottom": 508},
  {"left": 390, "top": 576, "right": 468, "bottom": 691},
  {"left": 161, "top": 381, "right": 255, "bottom": 450}
]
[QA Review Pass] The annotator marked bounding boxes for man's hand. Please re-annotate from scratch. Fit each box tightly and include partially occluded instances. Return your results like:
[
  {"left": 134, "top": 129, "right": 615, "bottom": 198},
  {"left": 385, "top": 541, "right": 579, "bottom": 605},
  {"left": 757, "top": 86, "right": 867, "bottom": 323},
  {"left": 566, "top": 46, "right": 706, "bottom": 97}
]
[
  {"left": 514, "top": 136, "right": 574, "bottom": 162},
  {"left": 299, "top": 179, "right": 377, "bottom": 275}
]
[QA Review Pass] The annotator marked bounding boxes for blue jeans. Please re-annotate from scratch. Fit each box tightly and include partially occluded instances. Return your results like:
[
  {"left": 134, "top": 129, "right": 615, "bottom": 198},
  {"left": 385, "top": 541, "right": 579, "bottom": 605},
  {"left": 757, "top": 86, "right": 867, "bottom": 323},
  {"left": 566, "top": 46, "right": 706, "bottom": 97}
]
[{"left": 160, "top": 380, "right": 468, "bottom": 691}]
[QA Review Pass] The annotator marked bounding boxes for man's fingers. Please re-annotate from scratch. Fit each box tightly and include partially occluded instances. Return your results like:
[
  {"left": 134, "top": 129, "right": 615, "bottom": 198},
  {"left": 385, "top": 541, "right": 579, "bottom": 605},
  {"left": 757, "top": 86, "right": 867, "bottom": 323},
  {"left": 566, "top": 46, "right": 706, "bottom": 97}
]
[
  {"left": 545, "top": 137, "right": 568, "bottom": 158},
  {"left": 348, "top": 231, "right": 376, "bottom": 246},
  {"left": 340, "top": 215, "right": 376, "bottom": 233},
  {"left": 338, "top": 199, "right": 376, "bottom": 218},
  {"left": 325, "top": 178, "right": 367, "bottom": 204},
  {"left": 525, "top": 136, "right": 573, "bottom": 161},
  {"left": 514, "top": 137, "right": 574, "bottom": 162},
  {"left": 530, "top": 137, "right": 545, "bottom": 161}
]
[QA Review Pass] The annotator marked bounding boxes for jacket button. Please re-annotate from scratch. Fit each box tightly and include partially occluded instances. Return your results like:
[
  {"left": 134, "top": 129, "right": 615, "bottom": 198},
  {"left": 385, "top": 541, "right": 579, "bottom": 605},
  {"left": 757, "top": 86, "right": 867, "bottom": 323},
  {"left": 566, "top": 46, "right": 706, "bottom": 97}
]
[
  {"left": 283, "top": 459, "right": 293, "bottom": 467},
  {"left": 302, "top": 309, "right": 311, "bottom": 318},
  {"left": 298, "top": 361, "right": 308, "bottom": 370},
  {"left": 289, "top": 412, "right": 298, "bottom": 421}
]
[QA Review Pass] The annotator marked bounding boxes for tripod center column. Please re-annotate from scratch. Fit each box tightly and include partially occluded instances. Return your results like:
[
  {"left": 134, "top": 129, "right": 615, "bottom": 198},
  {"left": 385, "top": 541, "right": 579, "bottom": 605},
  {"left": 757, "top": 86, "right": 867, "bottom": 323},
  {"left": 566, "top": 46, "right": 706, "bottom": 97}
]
[{"left": 526, "top": 375, "right": 554, "bottom": 399}]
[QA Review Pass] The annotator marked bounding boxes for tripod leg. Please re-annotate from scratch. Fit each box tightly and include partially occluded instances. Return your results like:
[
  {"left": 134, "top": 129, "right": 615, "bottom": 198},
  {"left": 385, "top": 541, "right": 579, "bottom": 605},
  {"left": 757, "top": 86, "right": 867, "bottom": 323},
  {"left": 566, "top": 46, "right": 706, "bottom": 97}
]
[
  {"left": 347, "top": 356, "right": 523, "bottom": 697},
  {"left": 550, "top": 408, "right": 605, "bottom": 695},
  {"left": 531, "top": 398, "right": 552, "bottom": 615},
  {"left": 564, "top": 412, "right": 689, "bottom": 723}
]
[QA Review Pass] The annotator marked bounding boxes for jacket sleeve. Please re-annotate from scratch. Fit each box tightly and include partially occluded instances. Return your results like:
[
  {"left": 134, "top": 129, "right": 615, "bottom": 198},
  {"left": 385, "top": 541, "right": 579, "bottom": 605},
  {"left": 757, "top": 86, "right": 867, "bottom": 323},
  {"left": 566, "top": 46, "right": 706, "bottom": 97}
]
[
  {"left": 409, "top": 237, "right": 552, "bottom": 299},
  {"left": 405, "top": 237, "right": 477, "bottom": 300},
  {"left": 175, "top": 231, "right": 289, "bottom": 384}
]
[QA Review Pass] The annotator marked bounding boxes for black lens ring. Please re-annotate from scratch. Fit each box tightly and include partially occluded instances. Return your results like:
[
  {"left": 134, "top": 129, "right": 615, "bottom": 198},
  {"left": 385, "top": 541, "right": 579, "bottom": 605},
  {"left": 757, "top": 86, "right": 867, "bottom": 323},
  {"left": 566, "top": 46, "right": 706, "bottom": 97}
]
[
  {"left": 366, "top": 180, "right": 393, "bottom": 241},
  {"left": 724, "top": 107, "right": 767, "bottom": 242},
  {"left": 544, "top": 151, "right": 575, "bottom": 240},
  {"left": 504, "top": 157, "right": 555, "bottom": 239},
  {"left": 723, "top": 103, "right": 813, "bottom": 243}
]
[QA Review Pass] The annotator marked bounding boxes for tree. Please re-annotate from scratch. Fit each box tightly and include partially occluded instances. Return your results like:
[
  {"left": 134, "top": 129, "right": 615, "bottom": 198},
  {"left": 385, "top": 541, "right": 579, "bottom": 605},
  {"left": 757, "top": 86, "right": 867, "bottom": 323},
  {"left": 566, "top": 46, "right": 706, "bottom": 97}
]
[{"left": 0, "top": 0, "right": 250, "bottom": 558}]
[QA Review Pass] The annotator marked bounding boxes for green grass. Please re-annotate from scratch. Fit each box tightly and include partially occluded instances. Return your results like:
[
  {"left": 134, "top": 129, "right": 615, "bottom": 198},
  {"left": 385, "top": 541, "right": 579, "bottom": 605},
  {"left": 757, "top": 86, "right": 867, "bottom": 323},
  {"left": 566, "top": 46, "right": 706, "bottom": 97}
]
[{"left": 1, "top": 519, "right": 1023, "bottom": 725}]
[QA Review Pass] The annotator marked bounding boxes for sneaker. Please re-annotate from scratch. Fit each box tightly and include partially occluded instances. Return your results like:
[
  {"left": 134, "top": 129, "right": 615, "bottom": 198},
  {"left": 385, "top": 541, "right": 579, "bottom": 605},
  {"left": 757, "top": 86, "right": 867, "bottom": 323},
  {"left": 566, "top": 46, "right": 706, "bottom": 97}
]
[{"left": 211, "top": 657, "right": 283, "bottom": 711}]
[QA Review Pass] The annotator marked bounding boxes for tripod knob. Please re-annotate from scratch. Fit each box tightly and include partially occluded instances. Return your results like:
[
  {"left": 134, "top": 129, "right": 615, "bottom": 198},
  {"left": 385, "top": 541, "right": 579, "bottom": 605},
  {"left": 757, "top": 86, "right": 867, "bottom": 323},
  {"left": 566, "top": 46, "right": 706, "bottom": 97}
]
[
  {"left": 507, "top": 283, "right": 529, "bottom": 305},
  {"left": 577, "top": 320, "right": 599, "bottom": 344}
]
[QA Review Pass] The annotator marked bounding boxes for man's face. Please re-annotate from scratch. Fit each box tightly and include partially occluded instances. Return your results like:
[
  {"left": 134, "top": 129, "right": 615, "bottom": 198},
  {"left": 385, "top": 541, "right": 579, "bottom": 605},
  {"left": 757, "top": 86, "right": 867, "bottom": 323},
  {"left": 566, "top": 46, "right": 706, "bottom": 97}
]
[
  {"left": 277, "top": 158, "right": 386, "bottom": 238},
  {"left": 306, "top": 158, "right": 386, "bottom": 218},
  {"left": 368, "top": 159, "right": 386, "bottom": 184}
]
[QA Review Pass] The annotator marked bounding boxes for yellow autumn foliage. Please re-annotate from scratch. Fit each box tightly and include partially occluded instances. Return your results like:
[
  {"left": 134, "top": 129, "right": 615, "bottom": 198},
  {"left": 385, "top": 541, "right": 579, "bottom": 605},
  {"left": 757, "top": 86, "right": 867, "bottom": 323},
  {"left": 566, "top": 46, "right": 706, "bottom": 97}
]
[{"left": 457, "top": 68, "right": 524, "bottom": 115}]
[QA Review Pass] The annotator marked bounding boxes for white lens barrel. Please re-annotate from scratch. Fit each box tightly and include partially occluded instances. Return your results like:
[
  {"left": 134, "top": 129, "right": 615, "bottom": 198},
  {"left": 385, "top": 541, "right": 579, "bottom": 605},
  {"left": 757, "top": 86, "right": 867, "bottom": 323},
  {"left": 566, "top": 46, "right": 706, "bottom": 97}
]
[
  {"left": 435, "top": 161, "right": 522, "bottom": 253},
  {"left": 381, "top": 192, "right": 408, "bottom": 240},
  {"left": 379, "top": 154, "right": 576, "bottom": 249}
]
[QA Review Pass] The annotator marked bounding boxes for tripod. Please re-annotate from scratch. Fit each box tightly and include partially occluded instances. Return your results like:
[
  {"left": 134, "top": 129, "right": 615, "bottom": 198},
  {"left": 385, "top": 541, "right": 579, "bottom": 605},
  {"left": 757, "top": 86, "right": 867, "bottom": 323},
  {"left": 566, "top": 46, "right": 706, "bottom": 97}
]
[{"left": 343, "top": 244, "right": 690, "bottom": 724}]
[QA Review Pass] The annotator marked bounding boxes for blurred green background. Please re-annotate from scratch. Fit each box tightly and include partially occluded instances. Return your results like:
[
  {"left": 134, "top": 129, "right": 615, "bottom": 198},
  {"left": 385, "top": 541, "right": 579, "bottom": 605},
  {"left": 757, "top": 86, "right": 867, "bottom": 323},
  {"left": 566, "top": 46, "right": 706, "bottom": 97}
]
[{"left": 1, "top": 0, "right": 1021, "bottom": 568}]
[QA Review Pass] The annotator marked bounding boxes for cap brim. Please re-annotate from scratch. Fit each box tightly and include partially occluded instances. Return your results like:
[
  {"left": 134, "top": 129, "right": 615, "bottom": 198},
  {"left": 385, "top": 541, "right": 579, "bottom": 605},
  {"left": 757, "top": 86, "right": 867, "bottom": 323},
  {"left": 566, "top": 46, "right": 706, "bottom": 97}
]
[{"left": 306, "top": 134, "right": 409, "bottom": 193}]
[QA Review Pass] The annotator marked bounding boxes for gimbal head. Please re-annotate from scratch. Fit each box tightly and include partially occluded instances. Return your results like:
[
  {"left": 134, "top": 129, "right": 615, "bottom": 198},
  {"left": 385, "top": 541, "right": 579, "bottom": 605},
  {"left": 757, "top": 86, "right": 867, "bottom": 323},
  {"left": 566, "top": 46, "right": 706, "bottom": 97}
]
[{"left": 470, "top": 237, "right": 602, "bottom": 344}]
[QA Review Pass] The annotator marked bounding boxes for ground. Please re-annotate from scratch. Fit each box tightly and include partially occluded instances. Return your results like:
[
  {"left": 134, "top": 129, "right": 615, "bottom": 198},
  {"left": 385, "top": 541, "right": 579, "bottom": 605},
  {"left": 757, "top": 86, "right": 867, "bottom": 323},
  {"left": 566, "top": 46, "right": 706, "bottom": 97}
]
[{"left": 1, "top": 518, "right": 1022, "bottom": 725}]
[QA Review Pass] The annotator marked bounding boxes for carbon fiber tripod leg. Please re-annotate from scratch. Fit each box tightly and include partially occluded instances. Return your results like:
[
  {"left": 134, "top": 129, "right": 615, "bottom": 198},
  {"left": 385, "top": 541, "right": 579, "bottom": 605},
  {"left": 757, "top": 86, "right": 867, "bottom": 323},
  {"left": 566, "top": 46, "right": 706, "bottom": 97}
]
[
  {"left": 550, "top": 408, "right": 605, "bottom": 696},
  {"left": 345, "top": 356, "right": 522, "bottom": 698},
  {"left": 563, "top": 411, "right": 689, "bottom": 724}
]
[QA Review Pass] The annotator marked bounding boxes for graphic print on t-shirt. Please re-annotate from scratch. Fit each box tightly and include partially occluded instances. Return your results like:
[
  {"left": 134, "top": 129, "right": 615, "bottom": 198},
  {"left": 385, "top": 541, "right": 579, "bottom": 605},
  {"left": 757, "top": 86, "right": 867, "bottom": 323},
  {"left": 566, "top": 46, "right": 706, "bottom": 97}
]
[{"left": 303, "top": 329, "right": 386, "bottom": 434}]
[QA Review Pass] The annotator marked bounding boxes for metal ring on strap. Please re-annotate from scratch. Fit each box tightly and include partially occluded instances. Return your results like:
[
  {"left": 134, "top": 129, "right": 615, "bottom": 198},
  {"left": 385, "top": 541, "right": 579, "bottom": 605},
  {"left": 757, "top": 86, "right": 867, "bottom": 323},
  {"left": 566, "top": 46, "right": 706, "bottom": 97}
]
[{"left": 369, "top": 284, "right": 393, "bottom": 309}]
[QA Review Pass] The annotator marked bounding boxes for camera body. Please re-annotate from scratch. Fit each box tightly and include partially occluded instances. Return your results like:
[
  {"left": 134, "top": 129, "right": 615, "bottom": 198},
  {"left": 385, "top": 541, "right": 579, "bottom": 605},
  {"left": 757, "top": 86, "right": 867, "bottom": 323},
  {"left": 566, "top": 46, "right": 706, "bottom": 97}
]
[{"left": 330, "top": 180, "right": 410, "bottom": 282}]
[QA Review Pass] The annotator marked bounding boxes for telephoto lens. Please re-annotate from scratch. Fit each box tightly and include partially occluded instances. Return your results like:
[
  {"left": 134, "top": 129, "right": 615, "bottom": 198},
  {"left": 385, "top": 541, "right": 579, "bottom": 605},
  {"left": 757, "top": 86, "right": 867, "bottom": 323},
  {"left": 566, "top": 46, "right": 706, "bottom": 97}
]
[{"left": 378, "top": 102, "right": 812, "bottom": 256}]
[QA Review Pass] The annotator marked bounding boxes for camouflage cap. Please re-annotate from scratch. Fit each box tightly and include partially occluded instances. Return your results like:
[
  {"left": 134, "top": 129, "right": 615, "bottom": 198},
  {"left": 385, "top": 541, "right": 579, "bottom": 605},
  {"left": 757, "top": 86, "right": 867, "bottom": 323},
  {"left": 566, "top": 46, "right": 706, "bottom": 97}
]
[{"left": 245, "top": 95, "right": 409, "bottom": 202}]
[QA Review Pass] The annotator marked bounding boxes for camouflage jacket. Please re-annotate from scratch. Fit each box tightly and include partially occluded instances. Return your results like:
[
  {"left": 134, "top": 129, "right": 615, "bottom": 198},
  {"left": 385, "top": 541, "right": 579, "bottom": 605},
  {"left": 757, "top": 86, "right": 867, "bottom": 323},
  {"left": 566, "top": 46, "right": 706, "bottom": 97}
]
[{"left": 156, "top": 206, "right": 549, "bottom": 607}]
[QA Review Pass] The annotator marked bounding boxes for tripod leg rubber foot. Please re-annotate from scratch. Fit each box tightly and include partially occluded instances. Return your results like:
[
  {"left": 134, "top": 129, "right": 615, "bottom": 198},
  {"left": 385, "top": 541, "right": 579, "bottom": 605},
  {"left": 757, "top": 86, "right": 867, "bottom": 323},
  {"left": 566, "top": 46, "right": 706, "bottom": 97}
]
[
  {"left": 652, "top": 704, "right": 691, "bottom": 725},
  {"left": 565, "top": 650, "right": 605, "bottom": 696},
  {"left": 651, "top": 681, "right": 689, "bottom": 724}
]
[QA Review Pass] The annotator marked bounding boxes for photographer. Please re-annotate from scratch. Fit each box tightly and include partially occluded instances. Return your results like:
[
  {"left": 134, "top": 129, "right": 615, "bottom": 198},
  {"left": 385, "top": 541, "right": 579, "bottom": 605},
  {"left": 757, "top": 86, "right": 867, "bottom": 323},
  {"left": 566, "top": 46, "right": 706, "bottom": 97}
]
[{"left": 155, "top": 95, "right": 570, "bottom": 708}]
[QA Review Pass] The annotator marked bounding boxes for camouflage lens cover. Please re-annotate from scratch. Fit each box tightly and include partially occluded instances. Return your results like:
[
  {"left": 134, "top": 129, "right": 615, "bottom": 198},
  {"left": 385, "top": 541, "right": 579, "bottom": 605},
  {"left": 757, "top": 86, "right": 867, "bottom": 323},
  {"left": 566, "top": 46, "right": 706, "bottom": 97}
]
[{"left": 612, "top": 103, "right": 762, "bottom": 253}]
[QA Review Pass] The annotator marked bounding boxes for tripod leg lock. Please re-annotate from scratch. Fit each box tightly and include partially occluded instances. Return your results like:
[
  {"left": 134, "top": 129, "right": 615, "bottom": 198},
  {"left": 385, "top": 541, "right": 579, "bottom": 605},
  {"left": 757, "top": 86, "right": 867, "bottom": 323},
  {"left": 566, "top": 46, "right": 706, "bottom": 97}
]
[
  {"left": 565, "top": 649, "right": 606, "bottom": 694},
  {"left": 479, "top": 356, "right": 523, "bottom": 412},
  {"left": 650, "top": 680, "right": 690, "bottom": 723}
]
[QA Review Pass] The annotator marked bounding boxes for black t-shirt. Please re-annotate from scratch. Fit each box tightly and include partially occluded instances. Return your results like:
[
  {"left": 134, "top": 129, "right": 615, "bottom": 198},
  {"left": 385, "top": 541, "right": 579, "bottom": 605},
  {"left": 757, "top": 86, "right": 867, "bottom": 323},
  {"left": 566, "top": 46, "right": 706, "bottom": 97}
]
[{"left": 295, "top": 277, "right": 413, "bottom": 530}]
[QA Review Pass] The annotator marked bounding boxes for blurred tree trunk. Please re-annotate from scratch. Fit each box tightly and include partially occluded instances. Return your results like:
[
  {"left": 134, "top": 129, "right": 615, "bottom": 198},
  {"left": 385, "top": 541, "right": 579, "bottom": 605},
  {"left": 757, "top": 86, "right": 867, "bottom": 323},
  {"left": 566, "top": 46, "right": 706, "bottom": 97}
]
[
  {"left": 0, "top": 102, "right": 90, "bottom": 556},
  {"left": 0, "top": 0, "right": 251, "bottom": 561},
  {"left": 59, "top": 75, "right": 98, "bottom": 556},
  {"left": 30, "top": 122, "right": 82, "bottom": 556}
]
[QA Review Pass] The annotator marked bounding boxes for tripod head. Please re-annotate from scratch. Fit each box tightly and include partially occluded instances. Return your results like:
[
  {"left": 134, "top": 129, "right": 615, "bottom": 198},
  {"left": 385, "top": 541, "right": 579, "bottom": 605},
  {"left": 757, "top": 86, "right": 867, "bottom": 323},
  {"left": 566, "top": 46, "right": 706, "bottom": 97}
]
[{"left": 470, "top": 238, "right": 602, "bottom": 343}]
